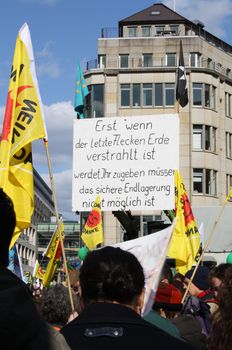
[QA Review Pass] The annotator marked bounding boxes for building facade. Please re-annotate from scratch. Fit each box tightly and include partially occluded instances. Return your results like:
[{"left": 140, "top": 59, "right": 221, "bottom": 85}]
[
  {"left": 17, "top": 169, "right": 55, "bottom": 274},
  {"left": 37, "top": 219, "right": 80, "bottom": 272},
  {"left": 84, "top": 3, "right": 232, "bottom": 260}
]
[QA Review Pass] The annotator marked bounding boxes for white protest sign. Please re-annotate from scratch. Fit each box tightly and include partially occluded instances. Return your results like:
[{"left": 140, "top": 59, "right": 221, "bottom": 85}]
[
  {"left": 112, "top": 219, "right": 176, "bottom": 316},
  {"left": 72, "top": 115, "right": 179, "bottom": 212}
]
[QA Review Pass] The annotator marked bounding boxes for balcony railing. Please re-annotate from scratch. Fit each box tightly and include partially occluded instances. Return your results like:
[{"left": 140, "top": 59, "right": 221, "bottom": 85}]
[
  {"left": 101, "top": 27, "right": 118, "bottom": 38},
  {"left": 85, "top": 57, "right": 232, "bottom": 81},
  {"left": 100, "top": 26, "right": 232, "bottom": 55}
]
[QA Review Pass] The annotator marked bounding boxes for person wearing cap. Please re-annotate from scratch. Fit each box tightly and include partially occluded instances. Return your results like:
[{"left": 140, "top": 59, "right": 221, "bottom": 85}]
[
  {"left": 152, "top": 282, "right": 206, "bottom": 350},
  {"left": 144, "top": 264, "right": 182, "bottom": 339}
]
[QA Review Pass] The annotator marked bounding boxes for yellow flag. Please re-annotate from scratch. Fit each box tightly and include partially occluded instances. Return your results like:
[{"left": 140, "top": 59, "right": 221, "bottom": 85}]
[
  {"left": 168, "top": 170, "right": 201, "bottom": 274},
  {"left": 33, "top": 260, "right": 44, "bottom": 280},
  {"left": 81, "top": 195, "right": 104, "bottom": 250},
  {"left": 225, "top": 187, "right": 232, "bottom": 203},
  {"left": 42, "top": 222, "right": 64, "bottom": 287},
  {"left": 0, "top": 23, "right": 47, "bottom": 248}
]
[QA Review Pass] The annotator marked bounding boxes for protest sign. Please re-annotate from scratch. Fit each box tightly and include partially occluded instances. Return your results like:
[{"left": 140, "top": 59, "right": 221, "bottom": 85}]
[{"left": 72, "top": 115, "right": 179, "bottom": 211}]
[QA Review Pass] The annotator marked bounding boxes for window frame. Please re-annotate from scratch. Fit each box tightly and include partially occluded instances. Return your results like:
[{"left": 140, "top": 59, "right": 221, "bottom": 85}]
[
  {"left": 189, "top": 52, "right": 200, "bottom": 67},
  {"left": 165, "top": 53, "right": 176, "bottom": 67},
  {"left": 142, "top": 83, "right": 153, "bottom": 107},
  {"left": 119, "top": 54, "right": 129, "bottom": 68},
  {"left": 193, "top": 83, "right": 216, "bottom": 109},
  {"left": 164, "top": 83, "right": 175, "bottom": 106},
  {"left": 132, "top": 84, "right": 141, "bottom": 107},
  {"left": 98, "top": 55, "right": 106, "bottom": 68},
  {"left": 193, "top": 168, "right": 217, "bottom": 196},
  {"left": 226, "top": 132, "right": 232, "bottom": 158},
  {"left": 143, "top": 53, "right": 153, "bottom": 67},
  {"left": 141, "top": 26, "right": 151, "bottom": 37},
  {"left": 128, "top": 26, "right": 137, "bottom": 37},
  {"left": 193, "top": 124, "right": 216, "bottom": 152},
  {"left": 119, "top": 83, "right": 175, "bottom": 108},
  {"left": 120, "top": 84, "right": 131, "bottom": 107},
  {"left": 226, "top": 174, "right": 232, "bottom": 201}
]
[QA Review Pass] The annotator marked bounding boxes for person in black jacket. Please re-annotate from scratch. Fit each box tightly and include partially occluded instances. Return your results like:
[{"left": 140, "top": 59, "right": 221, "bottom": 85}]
[
  {"left": 61, "top": 246, "right": 195, "bottom": 350},
  {"left": 0, "top": 188, "right": 58, "bottom": 350}
]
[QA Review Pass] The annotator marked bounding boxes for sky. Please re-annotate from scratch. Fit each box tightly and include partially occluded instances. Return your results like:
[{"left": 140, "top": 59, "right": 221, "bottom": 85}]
[{"left": 0, "top": 0, "right": 232, "bottom": 220}]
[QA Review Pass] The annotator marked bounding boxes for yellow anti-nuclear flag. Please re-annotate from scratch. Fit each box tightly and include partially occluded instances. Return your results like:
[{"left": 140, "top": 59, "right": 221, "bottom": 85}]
[
  {"left": 0, "top": 23, "right": 47, "bottom": 248},
  {"left": 42, "top": 222, "right": 64, "bottom": 287},
  {"left": 168, "top": 170, "right": 201, "bottom": 274},
  {"left": 81, "top": 195, "right": 104, "bottom": 250},
  {"left": 33, "top": 260, "right": 44, "bottom": 280}
]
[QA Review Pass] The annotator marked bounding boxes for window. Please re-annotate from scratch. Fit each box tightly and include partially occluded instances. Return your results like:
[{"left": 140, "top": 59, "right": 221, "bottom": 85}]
[
  {"left": 193, "top": 83, "right": 202, "bottom": 105},
  {"left": 84, "top": 84, "right": 104, "bottom": 118},
  {"left": 193, "top": 83, "right": 216, "bottom": 109},
  {"left": 193, "top": 169, "right": 203, "bottom": 193},
  {"left": 166, "top": 53, "right": 176, "bottom": 67},
  {"left": 165, "top": 83, "right": 175, "bottom": 106},
  {"left": 120, "top": 83, "right": 175, "bottom": 108},
  {"left": 128, "top": 26, "right": 137, "bottom": 37},
  {"left": 142, "top": 26, "right": 151, "bottom": 37},
  {"left": 132, "top": 84, "right": 141, "bottom": 107},
  {"left": 226, "top": 174, "right": 232, "bottom": 199},
  {"left": 154, "top": 83, "right": 163, "bottom": 106},
  {"left": 193, "top": 168, "right": 217, "bottom": 196},
  {"left": 92, "top": 84, "right": 104, "bottom": 118},
  {"left": 193, "top": 125, "right": 216, "bottom": 152},
  {"left": 119, "top": 54, "right": 129, "bottom": 68},
  {"left": 205, "top": 84, "right": 210, "bottom": 107},
  {"left": 170, "top": 25, "right": 179, "bottom": 34},
  {"left": 226, "top": 132, "right": 232, "bottom": 158},
  {"left": 205, "top": 169, "right": 217, "bottom": 195},
  {"left": 155, "top": 25, "right": 165, "bottom": 35},
  {"left": 189, "top": 53, "right": 200, "bottom": 67},
  {"left": 225, "top": 92, "right": 232, "bottom": 117},
  {"left": 193, "top": 125, "right": 203, "bottom": 149},
  {"left": 212, "top": 86, "right": 216, "bottom": 110},
  {"left": 143, "top": 84, "right": 153, "bottom": 106},
  {"left": 143, "top": 54, "right": 153, "bottom": 67},
  {"left": 120, "top": 84, "right": 130, "bottom": 107},
  {"left": 207, "top": 58, "right": 212, "bottom": 69},
  {"left": 98, "top": 55, "right": 106, "bottom": 68}
]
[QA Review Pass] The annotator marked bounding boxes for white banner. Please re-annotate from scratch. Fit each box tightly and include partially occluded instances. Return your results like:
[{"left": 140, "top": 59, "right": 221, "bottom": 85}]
[
  {"left": 112, "top": 220, "right": 176, "bottom": 316},
  {"left": 72, "top": 115, "right": 179, "bottom": 211}
]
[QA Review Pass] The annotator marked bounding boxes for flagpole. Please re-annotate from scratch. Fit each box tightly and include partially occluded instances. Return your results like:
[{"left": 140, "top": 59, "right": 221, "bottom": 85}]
[
  {"left": 181, "top": 201, "right": 227, "bottom": 303},
  {"left": 43, "top": 140, "right": 75, "bottom": 312}
]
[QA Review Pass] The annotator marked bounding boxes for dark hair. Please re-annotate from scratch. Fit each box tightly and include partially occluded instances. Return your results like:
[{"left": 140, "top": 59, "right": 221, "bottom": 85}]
[
  {"left": 160, "top": 263, "right": 173, "bottom": 283},
  {"left": 39, "top": 284, "right": 73, "bottom": 326},
  {"left": 79, "top": 246, "right": 145, "bottom": 306},
  {"left": 209, "top": 266, "right": 232, "bottom": 350},
  {"left": 209, "top": 263, "right": 231, "bottom": 283},
  {"left": 0, "top": 189, "right": 16, "bottom": 266}
]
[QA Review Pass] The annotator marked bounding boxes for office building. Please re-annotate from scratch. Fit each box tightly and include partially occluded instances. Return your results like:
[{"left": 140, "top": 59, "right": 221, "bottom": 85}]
[{"left": 84, "top": 3, "right": 232, "bottom": 261}]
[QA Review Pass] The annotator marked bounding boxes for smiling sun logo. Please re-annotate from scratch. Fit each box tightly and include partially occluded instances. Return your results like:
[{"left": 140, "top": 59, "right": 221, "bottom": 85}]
[{"left": 86, "top": 210, "right": 101, "bottom": 228}]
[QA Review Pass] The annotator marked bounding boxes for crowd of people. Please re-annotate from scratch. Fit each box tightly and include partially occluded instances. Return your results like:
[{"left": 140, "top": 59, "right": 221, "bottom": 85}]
[{"left": 1, "top": 188, "right": 232, "bottom": 349}]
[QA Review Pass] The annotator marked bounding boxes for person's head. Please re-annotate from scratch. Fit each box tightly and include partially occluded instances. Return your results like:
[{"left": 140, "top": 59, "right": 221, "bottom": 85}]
[
  {"left": 209, "top": 263, "right": 231, "bottom": 298},
  {"left": 209, "top": 266, "right": 232, "bottom": 350},
  {"left": 39, "top": 284, "right": 73, "bottom": 326},
  {"left": 0, "top": 189, "right": 16, "bottom": 267},
  {"left": 173, "top": 273, "right": 185, "bottom": 294},
  {"left": 79, "top": 246, "right": 145, "bottom": 314},
  {"left": 185, "top": 266, "right": 210, "bottom": 296},
  {"left": 160, "top": 262, "right": 173, "bottom": 284},
  {"left": 153, "top": 282, "right": 183, "bottom": 319}
]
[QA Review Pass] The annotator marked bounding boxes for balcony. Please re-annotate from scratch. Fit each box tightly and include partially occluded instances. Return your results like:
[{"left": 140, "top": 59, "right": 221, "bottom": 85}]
[{"left": 85, "top": 57, "right": 232, "bottom": 82}]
